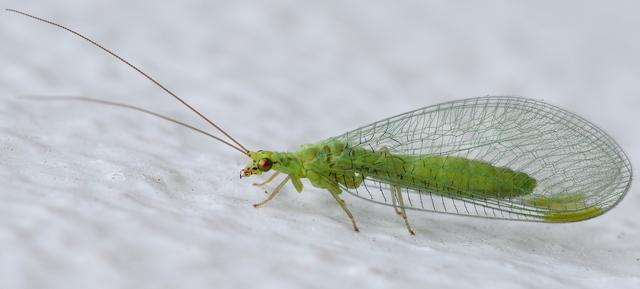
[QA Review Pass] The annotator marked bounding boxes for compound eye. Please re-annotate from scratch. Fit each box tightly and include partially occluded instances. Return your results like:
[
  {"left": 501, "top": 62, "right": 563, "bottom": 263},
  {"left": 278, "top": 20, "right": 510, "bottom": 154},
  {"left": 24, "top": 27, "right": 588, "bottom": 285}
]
[{"left": 257, "top": 158, "right": 272, "bottom": 172}]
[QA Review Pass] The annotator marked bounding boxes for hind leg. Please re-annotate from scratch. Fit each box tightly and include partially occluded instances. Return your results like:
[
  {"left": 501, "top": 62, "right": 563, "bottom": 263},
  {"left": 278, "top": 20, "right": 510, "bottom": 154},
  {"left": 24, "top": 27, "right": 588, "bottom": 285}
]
[
  {"left": 391, "top": 188, "right": 402, "bottom": 215},
  {"left": 392, "top": 186, "right": 415, "bottom": 235}
]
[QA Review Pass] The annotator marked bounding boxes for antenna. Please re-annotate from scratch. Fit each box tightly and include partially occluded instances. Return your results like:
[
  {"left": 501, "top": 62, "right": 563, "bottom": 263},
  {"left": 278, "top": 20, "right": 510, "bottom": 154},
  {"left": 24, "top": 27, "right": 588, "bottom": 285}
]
[
  {"left": 22, "top": 96, "right": 250, "bottom": 156},
  {"left": 6, "top": 8, "right": 251, "bottom": 156}
]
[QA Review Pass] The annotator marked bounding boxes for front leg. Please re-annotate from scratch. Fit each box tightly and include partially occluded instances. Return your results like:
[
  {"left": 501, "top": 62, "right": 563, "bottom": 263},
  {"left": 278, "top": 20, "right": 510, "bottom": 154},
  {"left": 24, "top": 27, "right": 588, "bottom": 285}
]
[
  {"left": 253, "top": 172, "right": 281, "bottom": 187},
  {"left": 253, "top": 175, "right": 291, "bottom": 208}
]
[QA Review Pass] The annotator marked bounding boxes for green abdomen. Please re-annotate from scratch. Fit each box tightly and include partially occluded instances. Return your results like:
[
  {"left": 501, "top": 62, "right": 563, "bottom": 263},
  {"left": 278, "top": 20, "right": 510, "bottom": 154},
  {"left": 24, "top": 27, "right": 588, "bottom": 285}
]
[{"left": 351, "top": 150, "right": 537, "bottom": 199}]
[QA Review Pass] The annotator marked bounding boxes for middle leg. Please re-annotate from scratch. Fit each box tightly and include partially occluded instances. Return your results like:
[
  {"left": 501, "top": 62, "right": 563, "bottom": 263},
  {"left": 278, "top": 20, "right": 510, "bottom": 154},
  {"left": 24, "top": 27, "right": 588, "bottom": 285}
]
[{"left": 328, "top": 190, "right": 360, "bottom": 232}]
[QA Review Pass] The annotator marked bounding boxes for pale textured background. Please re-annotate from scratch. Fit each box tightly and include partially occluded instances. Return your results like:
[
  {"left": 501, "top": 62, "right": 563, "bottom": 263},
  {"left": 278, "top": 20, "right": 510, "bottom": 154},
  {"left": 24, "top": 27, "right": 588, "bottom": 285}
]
[{"left": 1, "top": 1, "right": 639, "bottom": 288}]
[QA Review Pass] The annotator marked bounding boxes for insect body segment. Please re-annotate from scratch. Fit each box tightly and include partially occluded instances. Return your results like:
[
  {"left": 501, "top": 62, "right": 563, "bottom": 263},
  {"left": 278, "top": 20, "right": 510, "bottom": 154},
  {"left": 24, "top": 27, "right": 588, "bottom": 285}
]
[{"left": 339, "top": 147, "right": 537, "bottom": 199}]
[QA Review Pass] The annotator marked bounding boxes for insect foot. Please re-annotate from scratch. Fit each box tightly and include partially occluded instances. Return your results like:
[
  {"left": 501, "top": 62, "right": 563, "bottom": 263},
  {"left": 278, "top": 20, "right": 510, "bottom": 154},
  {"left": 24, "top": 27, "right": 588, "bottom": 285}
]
[
  {"left": 352, "top": 220, "right": 360, "bottom": 232},
  {"left": 407, "top": 226, "right": 415, "bottom": 236}
]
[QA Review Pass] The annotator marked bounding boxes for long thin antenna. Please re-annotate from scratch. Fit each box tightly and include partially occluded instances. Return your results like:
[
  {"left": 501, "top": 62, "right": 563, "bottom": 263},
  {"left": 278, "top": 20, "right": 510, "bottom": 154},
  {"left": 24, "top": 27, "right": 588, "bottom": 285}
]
[
  {"left": 22, "top": 96, "right": 250, "bottom": 156},
  {"left": 6, "top": 8, "right": 251, "bottom": 155}
]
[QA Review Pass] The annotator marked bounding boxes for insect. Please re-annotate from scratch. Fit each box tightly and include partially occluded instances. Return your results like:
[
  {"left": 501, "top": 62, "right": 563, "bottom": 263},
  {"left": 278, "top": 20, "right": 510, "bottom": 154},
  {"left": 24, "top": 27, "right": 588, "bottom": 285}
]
[{"left": 9, "top": 9, "right": 633, "bottom": 235}]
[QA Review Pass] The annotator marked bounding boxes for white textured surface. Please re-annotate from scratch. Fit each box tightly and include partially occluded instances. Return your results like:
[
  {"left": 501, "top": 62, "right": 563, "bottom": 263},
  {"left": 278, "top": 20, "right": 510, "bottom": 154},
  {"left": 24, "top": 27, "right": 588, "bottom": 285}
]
[{"left": 1, "top": 1, "right": 639, "bottom": 288}]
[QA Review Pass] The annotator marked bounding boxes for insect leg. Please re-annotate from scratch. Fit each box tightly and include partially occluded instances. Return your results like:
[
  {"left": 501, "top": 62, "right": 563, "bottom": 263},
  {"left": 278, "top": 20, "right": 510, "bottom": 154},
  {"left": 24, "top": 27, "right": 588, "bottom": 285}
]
[
  {"left": 391, "top": 189, "right": 402, "bottom": 215},
  {"left": 253, "top": 175, "right": 291, "bottom": 208},
  {"left": 252, "top": 172, "right": 281, "bottom": 187},
  {"left": 393, "top": 186, "right": 415, "bottom": 235},
  {"left": 328, "top": 190, "right": 360, "bottom": 232}
]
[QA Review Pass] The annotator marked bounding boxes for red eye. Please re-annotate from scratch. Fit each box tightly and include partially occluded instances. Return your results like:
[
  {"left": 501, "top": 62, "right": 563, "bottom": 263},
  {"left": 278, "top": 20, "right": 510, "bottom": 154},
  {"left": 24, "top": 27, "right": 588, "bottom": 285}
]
[{"left": 258, "top": 158, "right": 272, "bottom": 172}]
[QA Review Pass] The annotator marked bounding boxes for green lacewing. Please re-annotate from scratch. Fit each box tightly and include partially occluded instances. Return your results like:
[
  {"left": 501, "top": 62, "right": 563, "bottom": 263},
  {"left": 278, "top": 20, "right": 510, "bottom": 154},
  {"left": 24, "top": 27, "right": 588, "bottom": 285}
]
[{"left": 9, "top": 9, "right": 632, "bottom": 235}]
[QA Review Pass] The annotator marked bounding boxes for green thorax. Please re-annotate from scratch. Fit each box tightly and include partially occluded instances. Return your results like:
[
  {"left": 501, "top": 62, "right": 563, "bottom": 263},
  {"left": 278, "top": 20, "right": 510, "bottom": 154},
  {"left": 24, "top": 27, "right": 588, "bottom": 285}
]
[{"left": 250, "top": 139, "right": 349, "bottom": 177}]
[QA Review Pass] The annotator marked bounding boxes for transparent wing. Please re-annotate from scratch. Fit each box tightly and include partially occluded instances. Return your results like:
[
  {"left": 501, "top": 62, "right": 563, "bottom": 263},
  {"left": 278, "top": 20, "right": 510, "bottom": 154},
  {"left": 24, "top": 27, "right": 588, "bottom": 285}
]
[{"left": 333, "top": 96, "right": 633, "bottom": 221}]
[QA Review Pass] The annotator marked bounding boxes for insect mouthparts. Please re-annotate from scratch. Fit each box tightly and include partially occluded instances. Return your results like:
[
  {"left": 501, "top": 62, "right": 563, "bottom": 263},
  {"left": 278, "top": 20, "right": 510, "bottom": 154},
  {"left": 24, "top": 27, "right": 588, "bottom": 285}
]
[{"left": 240, "top": 168, "right": 253, "bottom": 178}]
